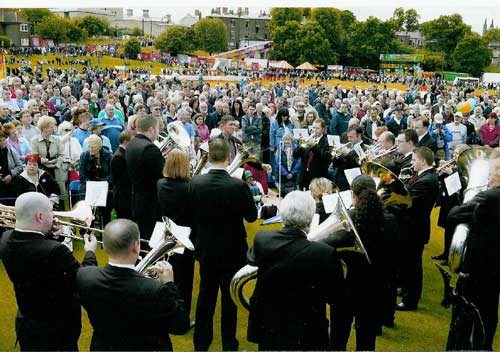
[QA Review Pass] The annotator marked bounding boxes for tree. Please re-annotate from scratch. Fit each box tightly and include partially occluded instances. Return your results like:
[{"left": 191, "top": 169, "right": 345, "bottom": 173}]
[
  {"left": 125, "top": 38, "right": 141, "bottom": 59},
  {"left": 297, "top": 21, "right": 335, "bottom": 66},
  {"left": 346, "top": 17, "right": 401, "bottom": 69},
  {"left": 269, "top": 20, "right": 302, "bottom": 66},
  {"left": 19, "top": 8, "right": 51, "bottom": 33},
  {"left": 339, "top": 10, "right": 356, "bottom": 32},
  {"left": 404, "top": 9, "right": 420, "bottom": 31},
  {"left": 269, "top": 8, "right": 303, "bottom": 33},
  {"left": 193, "top": 18, "right": 228, "bottom": 55},
  {"left": 311, "top": 8, "right": 344, "bottom": 52},
  {"left": 452, "top": 33, "right": 492, "bottom": 77},
  {"left": 130, "top": 27, "right": 144, "bottom": 37},
  {"left": 0, "top": 36, "right": 11, "bottom": 48},
  {"left": 155, "top": 26, "right": 196, "bottom": 55},
  {"left": 483, "top": 28, "right": 500, "bottom": 43},
  {"left": 36, "top": 15, "right": 86, "bottom": 43},
  {"left": 420, "top": 50, "right": 446, "bottom": 71},
  {"left": 392, "top": 7, "right": 405, "bottom": 31},
  {"left": 421, "top": 14, "right": 472, "bottom": 61},
  {"left": 75, "top": 15, "right": 110, "bottom": 37}
]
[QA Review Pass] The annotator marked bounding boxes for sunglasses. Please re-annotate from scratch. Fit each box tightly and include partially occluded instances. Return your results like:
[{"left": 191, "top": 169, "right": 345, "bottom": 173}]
[{"left": 64, "top": 129, "right": 72, "bottom": 132}]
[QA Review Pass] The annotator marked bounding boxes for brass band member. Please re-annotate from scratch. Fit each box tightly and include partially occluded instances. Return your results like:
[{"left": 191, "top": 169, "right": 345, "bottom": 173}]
[
  {"left": 432, "top": 144, "right": 470, "bottom": 262},
  {"left": 190, "top": 138, "right": 257, "bottom": 351},
  {"left": 76, "top": 219, "right": 190, "bottom": 350},
  {"left": 293, "top": 118, "right": 331, "bottom": 191},
  {"left": 157, "top": 149, "right": 195, "bottom": 321},
  {"left": 324, "top": 175, "right": 399, "bottom": 350},
  {"left": 79, "top": 134, "right": 113, "bottom": 226},
  {"left": 396, "top": 129, "right": 418, "bottom": 181},
  {"left": 111, "top": 130, "right": 133, "bottom": 219},
  {"left": 0, "top": 192, "right": 97, "bottom": 351},
  {"left": 309, "top": 177, "right": 334, "bottom": 223},
  {"left": 397, "top": 147, "right": 439, "bottom": 311},
  {"left": 445, "top": 157, "right": 500, "bottom": 350},
  {"left": 125, "top": 114, "right": 164, "bottom": 244},
  {"left": 331, "top": 126, "right": 367, "bottom": 191},
  {"left": 247, "top": 191, "right": 344, "bottom": 351},
  {"left": 375, "top": 131, "right": 399, "bottom": 173}
]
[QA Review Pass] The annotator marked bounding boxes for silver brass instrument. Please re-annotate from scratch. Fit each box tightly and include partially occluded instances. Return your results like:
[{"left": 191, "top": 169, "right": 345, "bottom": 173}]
[
  {"left": 193, "top": 142, "right": 209, "bottom": 175},
  {"left": 331, "top": 142, "right": 353, "bottom": 158},
  {"left": 226, "top": 144, "right": 258, "bottom": 176},
  {"left": 136, "top": 217, "right": 194, "bottom": 279},
  {"left": 156, "top": 121, "right": 191, "bottom": 157},
  {"left": 231, "top": 193, "right": 369, "bottom": 311},
  {"left": 370, "top": 146, "right": 398, "bottom": 161},
  {"left": 362, "top": 161, "right": 412, "bottom": 210}
]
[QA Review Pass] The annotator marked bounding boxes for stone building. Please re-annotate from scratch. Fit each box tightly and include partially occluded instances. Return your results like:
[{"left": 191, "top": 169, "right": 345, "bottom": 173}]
[{"left": 0, "top": 10, "right": 31, "bottom": 47}]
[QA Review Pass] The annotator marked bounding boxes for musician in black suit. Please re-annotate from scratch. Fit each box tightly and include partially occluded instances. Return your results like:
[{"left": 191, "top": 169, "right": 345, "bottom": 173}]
[
  {"left": 293, "top": 118, "right": 331, "bottom": 191},
  {"left": 397, "top": 147, "right": 439, "bottom": 310},
  {"left": 0, "top": 192, "right": 97, "bottom": 351},
  {"left": 415, "top": 118, "right": 438, "bottom": 155},
  {"left": 247, "top": 191, "right": 344, "bottom": 351},
  {"left": 190, "top": 138, "right": 257, "bottom": 351},
  {"left": 111, "top": 130, "right": 132, "bottom": 219},
  {"left": 331, "top": 125, "right": 367, "bottom": 191},
  {"left": 396, "top": 129, "right": 418, "bottom": 181},
  {"left": 157, "top": 149, "right": 195, "bottom": 318},
  {"left": 445, "top": 157, "right": 500, "bottom": 349},
  {"left": 76, "top": 219, "right": 190, "bottom": 351},
  {"left": 125, "top": 114, "right": 164, "bottom": 243}
]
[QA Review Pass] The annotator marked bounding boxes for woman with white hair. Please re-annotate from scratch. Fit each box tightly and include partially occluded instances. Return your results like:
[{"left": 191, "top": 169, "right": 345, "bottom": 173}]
[
  {"left": 58, "top": 121, "right": 82, "bottom": 184},
  {"left": 246, "top": 190, "right": 345, "bottom": 351}
]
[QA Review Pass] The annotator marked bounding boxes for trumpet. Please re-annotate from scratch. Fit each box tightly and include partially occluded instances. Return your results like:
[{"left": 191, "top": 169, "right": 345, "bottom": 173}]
[
  {"left": 436, "top": 159, "right": 457, "bottom": 174},
  {"left": 331, "top": 142, "right": 353, "bottom": 158},
  {"left": 298, "top": 134, "right": 317, "bottom": 148},
  {"left": 370, "top": 146, "right": 398, "bottom": 161}
]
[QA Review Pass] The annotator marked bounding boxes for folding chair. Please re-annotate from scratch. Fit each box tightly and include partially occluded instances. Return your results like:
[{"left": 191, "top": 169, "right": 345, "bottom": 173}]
[{"left": 68, "top": 180, "right": 80, "bottom": 208}]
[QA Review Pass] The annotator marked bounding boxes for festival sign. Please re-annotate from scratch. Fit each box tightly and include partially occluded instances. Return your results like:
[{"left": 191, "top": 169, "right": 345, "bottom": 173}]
[
  {"left": 379, "top": 54, "right": 424, "bottom": 62},
  {"left": 30, "top": 36, "right": 41, "bottom": 48},
  {"left": 140, "top": 52, "right": 152, "bottom": 61}
]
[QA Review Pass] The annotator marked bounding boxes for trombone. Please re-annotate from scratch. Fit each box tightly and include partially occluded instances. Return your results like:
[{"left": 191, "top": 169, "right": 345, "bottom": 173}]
[{"left": 436, "top": 159, "right": 457, "bottom": 174}]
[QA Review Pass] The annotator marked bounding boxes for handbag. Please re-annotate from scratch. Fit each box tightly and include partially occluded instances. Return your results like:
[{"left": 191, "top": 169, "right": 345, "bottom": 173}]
[
  {"left": 260, "top": 205, "right": 278, "bottom": 220},
  {"left": 69, "top": 169, "right": 79, "bottom": 182}
]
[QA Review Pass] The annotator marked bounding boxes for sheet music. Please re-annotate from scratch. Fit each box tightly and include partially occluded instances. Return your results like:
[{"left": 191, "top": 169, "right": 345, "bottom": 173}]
[
  {"left": 339, "top": 190, "right": 353, "bottom": 209},
  {"left": 444, "top": 172, "right": 462, "bottom": 196},
  {"left": 169, "top": 219, "right": 194, "bottom": 251},
  {"left": 232, "top": 167, "right": 244, "bottom": 179},
  {"left": 344, "top": 167, "right": 362, "bottom": 186},
  {"left": 327, "top": 134, "right": 341, "bottom": 147},
  {"left": 149, "top": 221, "right": 166, "bottom": 249},
  {"left": 322, "top": 193, "right": 338, "bottom": 214},
  {"left": 293, "top": 128, "right": 309, "bottom": 140},
  {"left": 353, "top": 144, "right": 366, "bottom": 160},
  {"left": 85, "top": 181, "right": 109, "bottom": 207}
]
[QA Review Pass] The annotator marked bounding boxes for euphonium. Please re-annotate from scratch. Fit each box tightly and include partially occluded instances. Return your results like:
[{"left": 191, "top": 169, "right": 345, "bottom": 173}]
[
  {"left": 226, "top": 144, "right": 257, "bottom": 176},
  {"left": 156, "top": 121, "right": 192, "bottom": 157}
]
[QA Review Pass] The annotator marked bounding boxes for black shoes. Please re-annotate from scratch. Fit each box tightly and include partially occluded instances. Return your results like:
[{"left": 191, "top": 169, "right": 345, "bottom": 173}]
[{"left": 395, "top": 302, "right": 418, "bottom": 311}]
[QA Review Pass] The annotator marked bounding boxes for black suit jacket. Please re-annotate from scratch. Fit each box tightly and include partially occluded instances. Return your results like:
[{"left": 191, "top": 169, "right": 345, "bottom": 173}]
[
  {"left": 76, "top": 264, "right": 190, "bottom": 351},
  {"left": 246, "top": 227, "right": 343, "bottom": 348},
  {"left": 126, "top": 134, "right": 164, "bottom": 194},
  {"left": 0, "top": 230, "right": 96, "bottom": 348},
  {"left": 408, "top": 168, "right": 439, "bottom": 243},
  {"left": 293, "top": 134, "right": 331, "bottom": 190},
  {"left": 111, "top": 146, "right": 131, "bottom": 213},
  {"left": 157, "top": 177, "right": 191, "bottom": 226},
  {"left": 417, "top": 133, "right": 438, "bottom": 154},
  {"left": 448, "top": 186, "right": 500, "bottom": 280},
  {"left": 189, "top": 169, "right": 257, "bottom": 266}
]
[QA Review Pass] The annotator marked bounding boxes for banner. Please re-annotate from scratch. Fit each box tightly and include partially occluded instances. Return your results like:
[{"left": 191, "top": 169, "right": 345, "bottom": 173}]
[
  {"left": 379, "top": 54, "right": 424, "bottom": 62},
  {"left": 140, "top": 52, "right": 152, "bottom": 61},
  {"left": 108, "top": 44, "right": 117, "bottom": 55},
  {"left": 30, "top": 36, "right": 41, "bottom": 47},
  {"left": 87, "top": 45, "right": 96, "bottom": 52},
  {"left": 152, "top": 51, "right": 161, "bottom": 60}
]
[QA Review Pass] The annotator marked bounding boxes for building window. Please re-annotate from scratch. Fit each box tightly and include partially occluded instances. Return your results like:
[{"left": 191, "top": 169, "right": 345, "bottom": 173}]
[
  {"left": 246, "top": 20, "right": 249, "bottom": 28},
  {"left": 21, "top": 38, "right": 29, "bottom": 46},
  {"left": 20, "top": 24, "right": 29, "bottom": 32},
  {"left": 264, "top": 33, "right": 268, "bottom": 40},
  {"left": 231, "top": 31, "right": 235, "bottom": 40},
  {"left": 256, "top": 26, "right": 259, "bottom": 34},
  {"left": 231, "top": 19, "right": 236, "bottom": 27}
]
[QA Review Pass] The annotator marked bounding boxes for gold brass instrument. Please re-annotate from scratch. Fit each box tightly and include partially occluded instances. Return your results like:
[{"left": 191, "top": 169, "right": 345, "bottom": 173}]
[
  {"left": 226, "top": 144, "right": 257, "bottom": 176},
  {"left": 193, "top": 142, "right": 209, "bottom": 175},
  {"left": 230, "top": 192, "right": 369, "bottom": 311},
  {"left": 370, "top": 146, "right": 398, "bottom": 161},
  {"left": 298, "top": 134, "right": 317, "bottom": 148},
  {"left": 361, "top": 161, "right": 412, "bottom": 210},
  {"left": 0, "top": 201, "right": 106, "bottom": 243},
  {"left": 436, "top": 159, "right": 457, "bottom": 174},
  {"left": 135, "top": 217, "right": 194, "bottom": 279},
  {"left": 156, "top": 121, "right": 192, "bottom": 157}
]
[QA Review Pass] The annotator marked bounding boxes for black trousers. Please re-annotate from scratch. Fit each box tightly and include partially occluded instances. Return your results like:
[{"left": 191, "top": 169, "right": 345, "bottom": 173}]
[
  {"left": 131, "top": 191, "right": 158, "bottom": 245},
  {"left": 193, "top": 262, "right": 240, "bottom": 351},
  {"left": 169, "top": 249, "right": 195, "bottom": 316},
  {"left": 400, "top": 241, "right": 425, "bottom": 307}
]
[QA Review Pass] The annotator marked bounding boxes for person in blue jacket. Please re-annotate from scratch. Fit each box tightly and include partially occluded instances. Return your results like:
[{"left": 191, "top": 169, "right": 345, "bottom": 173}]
[
  {"left": 275, "top": 133, "right": 301, "bottom": 196},
  {"left": 428, "top": 113, "right": 452, "bottom": 161},
  {"left": 270, "top": 108, "right": 294, "bottom": 176}
]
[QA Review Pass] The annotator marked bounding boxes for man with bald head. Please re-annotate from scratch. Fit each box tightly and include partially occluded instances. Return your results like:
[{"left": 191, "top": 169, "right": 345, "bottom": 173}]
[
  {"left": 76, "top": 219, "right": 190, "bottom": 350},
  {"left": 0, "top": 192, "right": 97, "bottom": 351}
]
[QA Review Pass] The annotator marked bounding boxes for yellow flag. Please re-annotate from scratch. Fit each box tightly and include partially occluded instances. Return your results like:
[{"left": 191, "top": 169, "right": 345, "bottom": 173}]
[{"left": 0, "top": 49, "right": 6, "bottom": 79}]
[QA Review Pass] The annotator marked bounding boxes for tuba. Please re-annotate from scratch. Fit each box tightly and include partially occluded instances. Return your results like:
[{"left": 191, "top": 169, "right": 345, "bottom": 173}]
[
  {"left": 156, "top": 121, "right": 192, "bottom": 158},
  {"left": 226, "top": 144, "right": 258, "bottom": 176},
  {"left": 361, "top": 161, "right": 412, "bottom": 210},
  {"left": 230, "top": 193, "right": 368, "bottom": 311}
]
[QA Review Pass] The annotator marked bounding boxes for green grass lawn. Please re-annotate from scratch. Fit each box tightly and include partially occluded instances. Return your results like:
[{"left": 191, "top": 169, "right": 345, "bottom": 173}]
[{"left": 1, "top": 209, "right": 500, "bottom": 351}]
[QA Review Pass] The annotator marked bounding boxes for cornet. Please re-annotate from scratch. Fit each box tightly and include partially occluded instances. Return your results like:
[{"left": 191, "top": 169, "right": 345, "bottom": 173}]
[{"left": 331, "top": 142, "right": 353, "bottom": 158}]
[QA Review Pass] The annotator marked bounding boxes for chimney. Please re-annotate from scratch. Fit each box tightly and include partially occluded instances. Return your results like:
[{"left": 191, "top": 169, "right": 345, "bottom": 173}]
[
  {"left": 142, "top": 9, "right": 149, "bottom": 18},
  {"left": 245, "top": 8, "right": 249, "bottom": 16},
  {"left": 126, "top": 9, "right": 133, "bottom": 17},
  {"left": 222, "top": 7, "right": 228, "bottom": 15},
  {"left": 237, "top": 7, "right": 242, "bottom": 17},
  {"left": 195, "top": 9, "right": 201, "bottom": 19},
  {"left": 165, "top": 14, "right": 172, "bottom": 23}
]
